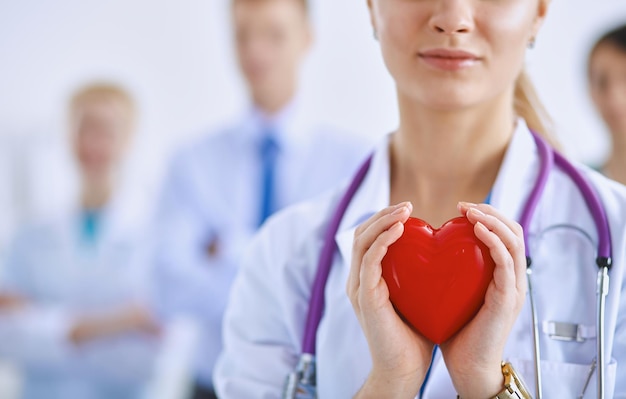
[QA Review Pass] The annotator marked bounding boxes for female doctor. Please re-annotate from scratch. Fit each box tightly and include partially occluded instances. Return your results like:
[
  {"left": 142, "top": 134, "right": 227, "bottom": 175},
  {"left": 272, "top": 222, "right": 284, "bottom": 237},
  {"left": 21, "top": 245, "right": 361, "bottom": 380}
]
[{"left": 215, "top": 0, "right": 626, "bottom": 398}]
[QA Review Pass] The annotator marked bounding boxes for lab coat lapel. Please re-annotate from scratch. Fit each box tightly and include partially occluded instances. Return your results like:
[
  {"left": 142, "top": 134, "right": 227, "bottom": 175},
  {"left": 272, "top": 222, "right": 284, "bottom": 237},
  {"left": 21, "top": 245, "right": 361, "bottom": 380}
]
[
  {"left": 489, "top": 121, "right": 543, "bottom": 226},
  {"left": 335, "top": 136, "right": 391, "bottom": 272}
]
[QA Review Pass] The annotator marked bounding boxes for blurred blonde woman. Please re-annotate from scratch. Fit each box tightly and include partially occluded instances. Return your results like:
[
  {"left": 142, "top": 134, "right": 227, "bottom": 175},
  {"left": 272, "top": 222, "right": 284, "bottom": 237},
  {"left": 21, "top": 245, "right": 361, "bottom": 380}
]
[{"left": 0, "top": 83, "right": 162, "bottom": 399}]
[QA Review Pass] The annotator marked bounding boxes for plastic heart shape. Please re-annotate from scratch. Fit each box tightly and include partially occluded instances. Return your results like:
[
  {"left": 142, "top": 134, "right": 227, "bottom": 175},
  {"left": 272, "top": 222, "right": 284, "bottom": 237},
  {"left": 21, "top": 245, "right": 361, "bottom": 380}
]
[{"left": 381, "top": 216, "right": 495, "bottom": 344}]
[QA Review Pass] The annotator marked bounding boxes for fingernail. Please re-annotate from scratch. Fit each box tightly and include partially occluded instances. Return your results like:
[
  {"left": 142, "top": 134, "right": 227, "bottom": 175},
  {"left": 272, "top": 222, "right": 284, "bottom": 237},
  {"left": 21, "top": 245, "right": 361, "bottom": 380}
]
[
  {"left": 392, "top": 206, "right": 409, "bottom": 215},
  {"left": 459, "top": 202, "right": 478, "bottom": 208},
  {"left": 475, "top": 221, "right": 488, "bottom": 231},
  {"left": 470, "top": 207, "right": 485, "bottom": 216}
]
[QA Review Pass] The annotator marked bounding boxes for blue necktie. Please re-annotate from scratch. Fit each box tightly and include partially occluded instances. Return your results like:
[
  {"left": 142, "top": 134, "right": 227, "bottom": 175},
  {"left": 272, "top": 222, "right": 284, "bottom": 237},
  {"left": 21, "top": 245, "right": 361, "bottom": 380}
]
[
  {"left": 80, "top": 210, "right": 102, "bottom": 248},
  {"left": 258, "top": 131, "right": 279, "bottom": 226}
]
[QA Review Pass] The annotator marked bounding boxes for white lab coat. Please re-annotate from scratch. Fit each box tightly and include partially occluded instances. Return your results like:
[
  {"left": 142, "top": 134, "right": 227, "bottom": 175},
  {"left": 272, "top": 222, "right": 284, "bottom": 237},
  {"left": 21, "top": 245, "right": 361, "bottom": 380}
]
[
  {"left": 215, "top": 121, "right": 626, "bottom": 398},
  {"left": 0, "top": 199, "right": 160, "bottom": 399},
  {"left": 151, "top": 102, "right": 372, "bottom": 388}
]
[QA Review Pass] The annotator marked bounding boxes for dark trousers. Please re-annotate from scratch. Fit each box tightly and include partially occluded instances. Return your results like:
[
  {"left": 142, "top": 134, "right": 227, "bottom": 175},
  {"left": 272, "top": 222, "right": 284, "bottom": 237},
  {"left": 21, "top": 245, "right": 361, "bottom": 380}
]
[{"left": 192, "top": 383, "right": 218, "bottom": 399}]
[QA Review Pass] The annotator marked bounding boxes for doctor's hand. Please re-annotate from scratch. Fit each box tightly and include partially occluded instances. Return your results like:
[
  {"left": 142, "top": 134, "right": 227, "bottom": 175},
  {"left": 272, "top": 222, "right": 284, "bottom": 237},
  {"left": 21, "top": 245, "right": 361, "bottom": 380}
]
[
  {"left": 348, "top": 202, "right": 434, "bottom": 399},
  {"left": 438, "top": 202, "right": 527, "bottom": 399},
  {"left": 69, "top": 304, "right": 162, "bottom": 345},
  {"left": 0, "top": 292, "right": 28, "bottom": 311}
]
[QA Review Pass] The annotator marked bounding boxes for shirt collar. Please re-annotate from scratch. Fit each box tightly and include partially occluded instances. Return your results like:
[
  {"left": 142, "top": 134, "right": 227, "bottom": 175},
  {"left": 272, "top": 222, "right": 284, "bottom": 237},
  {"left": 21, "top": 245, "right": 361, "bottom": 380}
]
[
  {"left": 335, "top": 119, "right": 541, "bottom": 268},
  {"left": 237, "top": 96, "right": 311, "bottom": 151}
]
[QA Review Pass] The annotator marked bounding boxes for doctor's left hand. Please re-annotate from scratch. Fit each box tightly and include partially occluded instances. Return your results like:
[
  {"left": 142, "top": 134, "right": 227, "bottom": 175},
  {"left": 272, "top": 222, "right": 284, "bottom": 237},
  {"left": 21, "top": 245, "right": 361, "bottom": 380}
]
[
  {"left": 439, "top": 203, "right": 528, "bottom": 399},
  {"left": 69, "top": 304, "right": 162, "bottom": 345},
  {"left": 0, "top": 292, "right": 28, "bottom": 311},
  {"left": 348, "top": 202, "right": 434, "bottom": 399}
]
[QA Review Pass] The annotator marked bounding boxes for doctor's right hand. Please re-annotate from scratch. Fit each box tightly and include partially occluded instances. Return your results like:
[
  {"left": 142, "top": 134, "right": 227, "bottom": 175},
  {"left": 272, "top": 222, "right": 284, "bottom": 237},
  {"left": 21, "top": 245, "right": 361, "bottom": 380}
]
[
  {"left": 348, "top": 202, "right": 434, "bottom": 399},
  {"left": 69, "top": 304, "right": 162, "bottom": 345}
]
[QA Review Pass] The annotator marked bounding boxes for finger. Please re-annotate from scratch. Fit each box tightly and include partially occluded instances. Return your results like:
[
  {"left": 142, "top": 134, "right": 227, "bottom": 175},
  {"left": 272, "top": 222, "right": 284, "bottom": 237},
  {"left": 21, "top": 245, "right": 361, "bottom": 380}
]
[
  {"left": 351, "top": 205, "right": 411, "bottom": 278},
  {"left": 458, "top": 202, "right": 523, "bottom": 238},
  {"left": 349, "top": 209, "right": 407, "bottom": 301},
  {"left": 354, "top": 201, "right": 413, "bottom": 238},
  {"left": 355, "top": 204, "right": 411, "bottom": 254},
  {"left": 465, "top": 208, "right": 524, "bottom": 256},
  {"left": 457, "top": 201, "right": 476, "bottom": 213},
  {"left": 468, "top": 208, "right": 527, "bottom": 293},
  {"left": 473, "top": 222, "right": 516, "bottom": 294},
  {"left": 347, "top": 251, "right": 361, "bottom": 305},
  {"left": 360, "top": 221, "right": 405, "bottom": 292},
  {"left": 465, "top": 207, "right": 527, "bottom": 293}
]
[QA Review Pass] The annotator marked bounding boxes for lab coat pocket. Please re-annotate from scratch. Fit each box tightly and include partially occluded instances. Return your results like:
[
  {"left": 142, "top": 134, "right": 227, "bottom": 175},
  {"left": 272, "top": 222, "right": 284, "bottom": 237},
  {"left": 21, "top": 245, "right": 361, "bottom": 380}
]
[{"left": 508, "top": 357, "right": 617, "bottom": 398}]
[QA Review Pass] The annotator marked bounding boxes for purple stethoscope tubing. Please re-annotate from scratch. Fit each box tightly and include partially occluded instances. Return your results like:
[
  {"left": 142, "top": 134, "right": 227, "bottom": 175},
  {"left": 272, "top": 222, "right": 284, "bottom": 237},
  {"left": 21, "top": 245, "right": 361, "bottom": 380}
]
[
  {"left": 294, "top": 131, "right": 613, "bottom": 399},
  {"left": 301, "top": 156, "right": 373, "bottom": 355},
  {"left": 522, "top": 132, "right": 613, "bottom": 399},
  {"left": 524, "top": 132, "right": 612, "bottom": 263}
]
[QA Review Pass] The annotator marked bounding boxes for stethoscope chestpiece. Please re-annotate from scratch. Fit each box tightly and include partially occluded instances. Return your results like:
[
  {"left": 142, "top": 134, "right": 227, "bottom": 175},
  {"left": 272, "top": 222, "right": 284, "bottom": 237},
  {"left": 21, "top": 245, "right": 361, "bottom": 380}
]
[{"left": 282, "top": 353, "right": 317, "bottom": 399}]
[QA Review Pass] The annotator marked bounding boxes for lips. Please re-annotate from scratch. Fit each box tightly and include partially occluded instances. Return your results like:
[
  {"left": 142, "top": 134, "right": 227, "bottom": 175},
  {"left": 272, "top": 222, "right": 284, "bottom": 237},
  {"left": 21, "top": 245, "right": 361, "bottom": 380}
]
[{"left": 418, "top": 48, "right": 480, "bottom": 71}]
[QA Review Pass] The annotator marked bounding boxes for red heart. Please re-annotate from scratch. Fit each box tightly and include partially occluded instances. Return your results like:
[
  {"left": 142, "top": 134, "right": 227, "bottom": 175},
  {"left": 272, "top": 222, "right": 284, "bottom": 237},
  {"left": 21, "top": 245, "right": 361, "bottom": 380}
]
[{"left": 381, "top": 216, "right": 495, "bottom": 344}]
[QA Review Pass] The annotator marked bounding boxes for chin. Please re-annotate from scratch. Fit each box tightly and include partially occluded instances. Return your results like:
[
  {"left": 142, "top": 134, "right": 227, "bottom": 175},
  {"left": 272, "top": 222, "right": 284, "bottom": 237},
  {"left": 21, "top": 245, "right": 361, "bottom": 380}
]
[
  {"left": 423, "top": 96, "right": 477, "bottom": 112},
  {"left": 605, "top": 117, "right": 626, "bottom": 133},
  {"left": 249, "top": 79, "right": 278, "bottom": 96},
  {"left": 411, "top": 87, "right": 478, "bottom": 111},
  {"left": 403, "top": 76, "right": 495, "bottom": 111},
  {"left": 609, "top": 126, "right": 626, "bottom": 139},
  {"left": 397, "top": 56, "right": 493, "bottom": 101},
  {"left": 82, "top": 166, "right": 110, "bottom": 178}
]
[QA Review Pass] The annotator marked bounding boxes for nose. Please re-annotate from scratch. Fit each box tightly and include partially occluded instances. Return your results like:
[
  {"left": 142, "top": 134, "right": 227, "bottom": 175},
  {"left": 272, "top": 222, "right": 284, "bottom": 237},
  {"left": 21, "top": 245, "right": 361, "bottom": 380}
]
[{"left": 428, "top": 0, "right": 474, "bottom": 36}]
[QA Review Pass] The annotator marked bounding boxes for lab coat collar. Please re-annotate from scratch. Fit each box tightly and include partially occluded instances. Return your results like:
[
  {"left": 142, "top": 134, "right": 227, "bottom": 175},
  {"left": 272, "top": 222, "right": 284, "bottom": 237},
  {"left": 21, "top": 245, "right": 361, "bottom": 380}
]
[
  {"left": 61, "top": 190, "right": 143, "bottom": 244},
  {"left": 334, "top": 135, "right": 391, "bottom": 267},
  {"left": 489, "top": 119, "right": 542, "bottom": 224},
  {"left": 335, "top": 120, "right": 541, "bottom": 268}
]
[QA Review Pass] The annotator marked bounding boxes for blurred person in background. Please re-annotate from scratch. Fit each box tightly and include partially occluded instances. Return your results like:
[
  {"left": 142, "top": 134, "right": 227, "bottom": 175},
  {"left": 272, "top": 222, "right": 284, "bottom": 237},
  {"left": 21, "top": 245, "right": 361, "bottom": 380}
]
[
  {"left": 0, "top": 83, "right": 162, "bottom": 399},
  {"left": 589, "top": 24, "right": 626, "bottom": 185},
  {"left": 151, "top": 0, "right": 371, "bottom": 398}
]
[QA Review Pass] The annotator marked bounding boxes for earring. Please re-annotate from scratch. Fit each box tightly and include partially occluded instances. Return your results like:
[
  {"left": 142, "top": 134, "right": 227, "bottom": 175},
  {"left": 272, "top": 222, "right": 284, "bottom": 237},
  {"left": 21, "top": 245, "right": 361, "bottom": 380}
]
[
  {"left": 373, "top": 30, "right": 379, "bottom": 41},
  {"left": 528, "top": 37, "right": 536, "bottom": 49}
]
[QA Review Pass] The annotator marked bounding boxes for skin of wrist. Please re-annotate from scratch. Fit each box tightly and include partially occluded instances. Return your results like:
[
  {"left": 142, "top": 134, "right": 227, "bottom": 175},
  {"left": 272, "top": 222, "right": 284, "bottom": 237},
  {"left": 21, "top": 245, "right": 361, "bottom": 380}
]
[
  {"left": 356, "top": 369, "right": 424, "bottom": 399},
  {"left": 453, "top": 363, "right": 504, "bottom": 399}
]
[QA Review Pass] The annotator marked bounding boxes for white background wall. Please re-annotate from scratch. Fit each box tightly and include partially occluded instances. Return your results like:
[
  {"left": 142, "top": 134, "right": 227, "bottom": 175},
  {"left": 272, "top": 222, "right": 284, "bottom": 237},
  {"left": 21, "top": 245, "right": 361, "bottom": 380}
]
[{"left": 0, "top": 0, "right": 625, "bottom": 251}]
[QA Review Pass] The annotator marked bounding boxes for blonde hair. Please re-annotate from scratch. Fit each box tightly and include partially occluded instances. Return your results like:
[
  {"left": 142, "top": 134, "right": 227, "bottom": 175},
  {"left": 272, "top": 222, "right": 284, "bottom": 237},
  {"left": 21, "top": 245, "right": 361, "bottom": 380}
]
[
  {"left": 69, "top": 82, "right": 137, "bottom": 128},
  {"left": 514, "top": 69, "right": 560, "bottom": 149}
]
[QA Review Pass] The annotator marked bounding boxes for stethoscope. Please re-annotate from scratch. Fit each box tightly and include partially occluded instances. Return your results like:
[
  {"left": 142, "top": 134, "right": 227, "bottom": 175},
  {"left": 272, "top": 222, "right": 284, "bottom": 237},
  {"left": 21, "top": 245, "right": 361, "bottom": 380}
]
[{"left": 283, "top": 131, "right": 613, "bottom": 399}]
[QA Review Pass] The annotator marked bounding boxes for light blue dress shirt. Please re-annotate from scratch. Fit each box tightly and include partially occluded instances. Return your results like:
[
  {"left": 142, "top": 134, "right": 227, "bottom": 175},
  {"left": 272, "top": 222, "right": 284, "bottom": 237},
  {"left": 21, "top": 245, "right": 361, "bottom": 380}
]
[{"left": 151, "top": 102, "right": 372, "bottom": 388}]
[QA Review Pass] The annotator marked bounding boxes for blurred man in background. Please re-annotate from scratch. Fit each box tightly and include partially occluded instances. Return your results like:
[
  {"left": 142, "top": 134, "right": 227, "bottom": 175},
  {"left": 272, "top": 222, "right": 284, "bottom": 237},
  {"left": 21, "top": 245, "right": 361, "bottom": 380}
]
[
  {"left": 151, "top": 0, "right": 370, "bottom": 398},
  {"left": 0, "top": 84, "right": 164, "bottom": 399}
]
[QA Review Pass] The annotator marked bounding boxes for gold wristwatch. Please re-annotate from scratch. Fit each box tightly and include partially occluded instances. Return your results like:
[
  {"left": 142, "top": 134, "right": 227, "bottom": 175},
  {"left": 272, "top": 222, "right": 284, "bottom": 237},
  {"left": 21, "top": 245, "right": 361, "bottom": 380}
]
[
  {"left": 456, "top": 362, "right": 531, "bottom": 399},
  {"left": 493, "top": 362, "right": 532, "bottom": 399}
]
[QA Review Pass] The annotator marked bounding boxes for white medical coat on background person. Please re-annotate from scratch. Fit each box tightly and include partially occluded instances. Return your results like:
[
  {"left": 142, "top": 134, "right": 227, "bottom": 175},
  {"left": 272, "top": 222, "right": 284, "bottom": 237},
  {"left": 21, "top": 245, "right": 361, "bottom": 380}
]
[
  {"left": 0, "top": 197, "right": 161, "bottom": 399},
  {"left": 151, "top": 101, "right": 372, "bottom": 390},
  {"left": 215, "top": 120, "right": 626, "bottom": 398}
]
